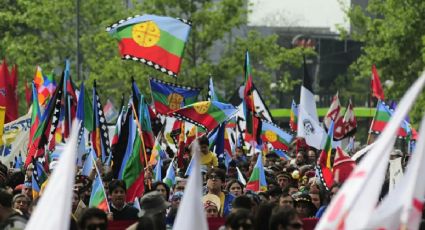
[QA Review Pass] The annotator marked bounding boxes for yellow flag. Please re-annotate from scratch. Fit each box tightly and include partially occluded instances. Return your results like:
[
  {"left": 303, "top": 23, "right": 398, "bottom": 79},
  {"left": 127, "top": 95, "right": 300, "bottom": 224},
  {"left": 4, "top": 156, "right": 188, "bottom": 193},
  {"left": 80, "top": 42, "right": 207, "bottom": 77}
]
[{"left": 0, "top": 106, "right": 6, "bottom": 146}]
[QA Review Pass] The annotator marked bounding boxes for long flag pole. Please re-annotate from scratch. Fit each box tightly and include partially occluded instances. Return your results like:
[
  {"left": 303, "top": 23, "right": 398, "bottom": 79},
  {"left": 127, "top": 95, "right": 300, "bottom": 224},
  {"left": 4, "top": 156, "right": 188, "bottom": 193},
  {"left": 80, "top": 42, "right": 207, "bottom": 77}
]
[
  {"left": 91, "top": 153, "right": 111, "bottom": 213},
  {"left": 130, "top": 102, "right": 149, "bottom": 167}
]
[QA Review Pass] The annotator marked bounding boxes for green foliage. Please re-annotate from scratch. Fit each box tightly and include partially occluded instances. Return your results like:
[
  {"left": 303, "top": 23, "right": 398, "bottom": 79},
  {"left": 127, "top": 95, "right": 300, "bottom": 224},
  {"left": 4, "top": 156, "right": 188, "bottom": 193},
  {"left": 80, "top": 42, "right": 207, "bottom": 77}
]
[
  {"left": 1, "top": 0, "right": 307, "bottom": 116},
  {"left": 343, "top": 0, "right": 425, "bottom": 126}
]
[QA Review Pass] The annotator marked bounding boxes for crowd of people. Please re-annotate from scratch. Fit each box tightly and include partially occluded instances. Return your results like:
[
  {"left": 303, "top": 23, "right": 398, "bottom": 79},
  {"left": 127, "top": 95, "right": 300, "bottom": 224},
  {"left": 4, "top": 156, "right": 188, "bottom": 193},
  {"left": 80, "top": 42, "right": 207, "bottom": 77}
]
[{"left": 0, "top": 134, "right": 416, "bottom": 230}]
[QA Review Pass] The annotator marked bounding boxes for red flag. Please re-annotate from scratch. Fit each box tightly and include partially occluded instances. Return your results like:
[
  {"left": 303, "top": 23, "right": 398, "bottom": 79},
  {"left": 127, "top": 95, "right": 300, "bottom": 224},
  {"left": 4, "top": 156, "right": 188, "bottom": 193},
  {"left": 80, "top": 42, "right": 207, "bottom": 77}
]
[
  {"left": 371, "top": 65, "right": 385, "bottom": 100},
  {"left": 6, "top": 64, "right": 18, "bottom": 122}
]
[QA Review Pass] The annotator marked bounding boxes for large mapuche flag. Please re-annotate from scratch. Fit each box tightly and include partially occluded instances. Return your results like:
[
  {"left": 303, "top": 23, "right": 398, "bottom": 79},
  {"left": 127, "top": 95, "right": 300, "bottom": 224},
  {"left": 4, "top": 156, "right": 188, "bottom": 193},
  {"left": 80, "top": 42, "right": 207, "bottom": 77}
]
[{"left": 107, "top": 14, "right": 191, "bottom": 77}]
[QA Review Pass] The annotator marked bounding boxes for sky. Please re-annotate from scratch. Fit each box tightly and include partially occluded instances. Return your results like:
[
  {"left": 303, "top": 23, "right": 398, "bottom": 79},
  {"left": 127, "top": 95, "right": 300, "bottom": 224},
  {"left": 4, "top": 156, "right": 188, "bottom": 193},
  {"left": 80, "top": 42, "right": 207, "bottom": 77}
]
[{"left": 248, "top": 0, "right": 351, "bottom": 33}]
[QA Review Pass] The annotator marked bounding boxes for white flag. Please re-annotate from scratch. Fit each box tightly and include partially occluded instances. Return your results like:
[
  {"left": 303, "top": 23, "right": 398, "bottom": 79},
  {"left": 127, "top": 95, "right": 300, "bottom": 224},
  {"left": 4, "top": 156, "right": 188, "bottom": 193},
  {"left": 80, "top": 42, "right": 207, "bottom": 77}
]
[
  {"left": 25, "top": 122, "right": 80, "bottom": 230},
  {"left": 316, "top": 73, "right": 425, "bottom": 229},
  {"left": 297, "top": 105, "right": 326, "bottom": 149},
  {"left": 173, "top": 141, "right": 208, "bottom": 230},
  {"left": 364, "top": 113, "right": 425, "bottom": 230},
  {"left": 388, "top": 157, "right": 403, "bottom": 191}
]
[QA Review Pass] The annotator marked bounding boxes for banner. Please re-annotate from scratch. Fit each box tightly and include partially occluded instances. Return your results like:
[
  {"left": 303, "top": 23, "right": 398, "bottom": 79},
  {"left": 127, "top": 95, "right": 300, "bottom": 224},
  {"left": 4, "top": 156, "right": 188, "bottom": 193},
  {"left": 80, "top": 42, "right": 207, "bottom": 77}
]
[
  {"left": 389, "top": 157, "right": 403, "bottom": 192},
  {"left": 0, "top": 113, "right": 31, "bottom": 166}
]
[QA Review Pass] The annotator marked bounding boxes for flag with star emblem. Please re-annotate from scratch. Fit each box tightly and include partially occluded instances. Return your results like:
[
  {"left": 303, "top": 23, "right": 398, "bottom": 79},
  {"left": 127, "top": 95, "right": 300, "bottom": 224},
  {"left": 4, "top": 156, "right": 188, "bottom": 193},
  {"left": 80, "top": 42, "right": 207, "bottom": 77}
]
[
  {"left": 106, "top": 14, "right": 191, "bottom": 77},
  {"left": 260, "top": 120, "right": 293, "bottom": 152}
]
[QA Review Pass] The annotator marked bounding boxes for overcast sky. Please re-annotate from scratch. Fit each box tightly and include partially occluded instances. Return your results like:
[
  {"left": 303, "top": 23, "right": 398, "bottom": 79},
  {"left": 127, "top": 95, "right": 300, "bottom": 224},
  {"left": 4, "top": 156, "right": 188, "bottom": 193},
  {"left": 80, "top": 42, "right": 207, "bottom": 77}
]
[{"left": 248, "top": 0, "right": 351, "bottom": 33}]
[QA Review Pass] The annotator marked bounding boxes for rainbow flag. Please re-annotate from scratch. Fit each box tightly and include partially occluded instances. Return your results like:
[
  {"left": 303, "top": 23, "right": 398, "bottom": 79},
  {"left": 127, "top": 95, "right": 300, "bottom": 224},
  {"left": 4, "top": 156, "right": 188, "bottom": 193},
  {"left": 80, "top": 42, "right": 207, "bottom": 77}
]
[
  {"left": 28, "top": 84, "right": 41, "bottom": 153},
  {"left": 260, "top": 120, "right": 293, "bottom": 152},
  {"left": 107, "top": 14, "right": 191, "bottom": 77},
  {"left": 89, "top": 173, "right": 109, "bottom": 212},
  {"left": 246, "top": 153, "right": 267, "bottom": 192},
  {"left": 171, "top": 101, "right": 237, "bottom": 132},
  {"left": 149, "top": 78, "right": 200, "bottom": 115}
]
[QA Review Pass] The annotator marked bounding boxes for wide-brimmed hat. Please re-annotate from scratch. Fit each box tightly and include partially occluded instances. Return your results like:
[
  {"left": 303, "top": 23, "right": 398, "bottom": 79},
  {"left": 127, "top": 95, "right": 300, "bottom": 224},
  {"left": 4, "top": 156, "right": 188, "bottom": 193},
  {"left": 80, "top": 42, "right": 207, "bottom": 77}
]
[{"left": 139, "top": 191, "right": 170, "bottom": 217}]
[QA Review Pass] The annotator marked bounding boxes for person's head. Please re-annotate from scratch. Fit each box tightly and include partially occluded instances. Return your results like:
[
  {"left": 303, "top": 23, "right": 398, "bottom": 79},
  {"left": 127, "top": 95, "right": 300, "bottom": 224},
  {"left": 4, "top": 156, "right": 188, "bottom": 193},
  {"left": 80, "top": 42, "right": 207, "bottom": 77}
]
[
  {"left": 287, "top": 182, "right": 299, "bottom": 195},
  {"left": 152, "top": 181, "right": 170, "bottom": 201},
  {"left": 170, "top": 191, "right": 184, "bottom": 209},
  {"left": 236, "top": 147, "right": 245, "bottom": 157},
  {"left": 206, "top": 168, "right": 225, "bottom": 194},
  {"left": 267, "top": 187, "right": 282, "bottom": 203},
  {"left": 135, "top": 215, "right": 156, "bottom": 230},
  {"left": 139, "top": 191, "right": 170, "bottom": 218},
  {"left": 72, "top": 189, "right": 80, "bottom": 212},
  {"left": 202, "top": 194, "right": 221, "bottom": 218},
  {"left": 269, "top": 207, "right": 303, "bottom": 230},
  {"left": 78, "top": 208, "right": 108, "bottom": 230},
  {"left": 294, "top": 194, "right": 317, "bottom": 218},
  {"left": 198, "top": 136, "right": 210, "bottom": 155},
  {"left": 330, "top": 182, "right": 341, "bottom": 201},
  {"left": 21, "top": 181, "right": 32, "bottom": 199},
  {"left": 108, "top": 179, "right": 127, "bottom": 208},
  {"left": 255, "top": 202, "right": 277, "bottom": 230},
  {"left": 174, "top": 177, "right": 187, "bottom": 193},
  {"left": 307, "top": 149, "right": 317, "bottom": 165},
  {"left": 279, "top": 193, "right": 294, "bottom": 208},
  {"left": 232, "top": 195, "right": 253, "bottom": 213},
  {"left": 12, "top": 194, "right": 30, "bottom": 214},
  {"left": 226, "top": 180, "right": 244, "bottom": 197},
  {"left": 309, "top": 192, "right": 321, "bottom": 209},
  {"left": 295, "top": 152, "right": 305, "bottom": 165},
  {"left": 276, "top": 172, "right": 291, "bottom": 190},
  {"left": 225, "top": 209, "right": 254, "bottom": 230}
]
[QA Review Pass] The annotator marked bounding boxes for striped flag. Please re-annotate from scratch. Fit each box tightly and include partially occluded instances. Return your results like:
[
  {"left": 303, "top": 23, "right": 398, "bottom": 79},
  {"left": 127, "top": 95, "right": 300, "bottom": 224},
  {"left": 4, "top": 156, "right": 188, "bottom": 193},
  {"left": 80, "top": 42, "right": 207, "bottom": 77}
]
[{"left": 246, "top": 153, "right": 267, "bottom": 192}]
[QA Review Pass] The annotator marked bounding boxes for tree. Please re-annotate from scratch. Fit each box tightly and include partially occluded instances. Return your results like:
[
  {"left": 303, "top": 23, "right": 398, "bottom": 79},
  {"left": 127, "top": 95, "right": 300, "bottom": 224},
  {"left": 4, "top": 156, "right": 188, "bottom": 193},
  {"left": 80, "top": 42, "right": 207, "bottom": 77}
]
[
  {"left": 1, "top": 0, "right": 308, "bottom": 115},
  {"left": 342, "top": 0, "right": 425, "bottom": 125}
]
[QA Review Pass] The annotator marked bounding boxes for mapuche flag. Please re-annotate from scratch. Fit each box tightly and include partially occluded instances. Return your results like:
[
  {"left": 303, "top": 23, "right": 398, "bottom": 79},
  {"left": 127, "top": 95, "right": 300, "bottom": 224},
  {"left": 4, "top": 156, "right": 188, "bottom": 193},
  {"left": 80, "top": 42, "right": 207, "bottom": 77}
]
[
  {"left": 317, "top": 120, "right": 335, "bottom": 190},
  {"left": 107, "top": 14, "right": 191, "bottom": 77},
  {"left": 149, "top": 78, "right": 201, "bottom": 115},
  {"left": 246, "top": 153, "right": 267, "bottom": 192},
  {"left": 171, "top": 101, "right": 237, "bottom": 132},
  {"left": 260, "top": 120, "right": 293, "bottom": 152},
  {"left": 370, "top": 100, "right": 412, "bottom": 138},
  {"left": 289, "top": 99, "right": 298, "bottom": 132}
]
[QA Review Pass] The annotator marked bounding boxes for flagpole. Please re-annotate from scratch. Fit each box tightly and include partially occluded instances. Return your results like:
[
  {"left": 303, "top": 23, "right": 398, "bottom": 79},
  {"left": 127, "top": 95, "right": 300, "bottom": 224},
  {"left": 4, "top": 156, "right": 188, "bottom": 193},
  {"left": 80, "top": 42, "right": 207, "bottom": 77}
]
[
  {"left": 91, "top": 152, "right": 111, "bottom": 213},
  {"left": 130, "top": 102, "right": 149, "bottom": 167}
]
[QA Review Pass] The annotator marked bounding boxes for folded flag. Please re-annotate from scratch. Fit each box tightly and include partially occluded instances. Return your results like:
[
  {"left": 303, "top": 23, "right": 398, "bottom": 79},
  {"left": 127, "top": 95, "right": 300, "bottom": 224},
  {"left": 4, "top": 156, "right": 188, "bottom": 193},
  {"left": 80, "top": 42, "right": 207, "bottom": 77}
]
[
  {"left": 150, "top": 78, "right": 201, "bottom": 115},
  {"left": 107, "top": 14, "right": 191, "bottom": 77},
  {"left": 371, "top": 64, "right": 385, "bottom": 100},
  {"left": 289, "top": 99, "right": 298, "bottom": 132},
  {"left": 317, "top": 120, "right": 335, "bottom": 190},
  {"left": 260, "top": 120, "right": 293, "bottom": 152},
  {"left": 171, "top": 101, "right": 237, "bottom": 132},
  {"left": 246, "top": 153, "right": 267, "bottom": 192}
]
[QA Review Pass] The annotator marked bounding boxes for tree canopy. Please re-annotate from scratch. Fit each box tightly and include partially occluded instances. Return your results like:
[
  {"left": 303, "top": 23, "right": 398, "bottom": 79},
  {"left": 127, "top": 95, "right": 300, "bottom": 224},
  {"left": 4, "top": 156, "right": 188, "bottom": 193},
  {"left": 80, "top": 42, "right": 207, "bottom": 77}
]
[
  {"left": 1, "top": 0, "right": 309, "bottom": 115},
  {"left": 342, "top": 0, "right": 425, "bottom": 125}
]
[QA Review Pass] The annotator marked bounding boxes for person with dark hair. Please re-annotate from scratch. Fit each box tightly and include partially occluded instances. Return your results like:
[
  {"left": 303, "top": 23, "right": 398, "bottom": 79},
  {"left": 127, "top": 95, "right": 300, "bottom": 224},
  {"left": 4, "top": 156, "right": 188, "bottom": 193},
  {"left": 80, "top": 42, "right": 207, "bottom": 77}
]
[
  {"left": 279, "top": 193, "right": 295, "bottom": 209},
  {"left": 276, "top": 171, "right": 292, "bottom": 191},
  {"left": 267, "top": 187, "right": 282, "bottom": 203},
  {"left": 205, "top": 168, "right": 234, "bottom": 217},
  {"left": 231, "top": 195, "right": 253, "bottom": 213},
  {"left": 135, "top": 215, "right": 156, "bottom": 230},
  {"left": 254, "top": 202, "right": 276, "bottom": 230},
  {"left": 199, "top": 136, "right": 218, "bottom": 168},
  {"left": 269, "top": 207, "right": 303, "bottom": 230},
  {"left": 152, "top": 181, "right": 170, "bottom": 201},
  {"left": 108, "top": 179, "right": 139, "bottom": 220},
  {"left": 78, "top": 208, "right": 107, "bottom": 230},
  {"left": 225, "top": 209, "right": 254, "bottom": 230},
  {"left": 226, "top": 180, "right": 244, "bottom": 197},
  {"left": 0, "top": 189, "right": 27, "bottom": 229},
  {"left": 294, "top": 194, "right": 317, "bottom": 218}
]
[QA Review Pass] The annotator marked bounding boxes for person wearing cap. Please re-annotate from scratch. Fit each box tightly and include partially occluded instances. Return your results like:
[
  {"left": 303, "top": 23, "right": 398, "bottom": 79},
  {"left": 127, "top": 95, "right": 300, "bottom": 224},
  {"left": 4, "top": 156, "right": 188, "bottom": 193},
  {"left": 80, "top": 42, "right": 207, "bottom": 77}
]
[
  {"left": 21, "top": 181, "right": 32, "bottom": 200},
  {"left": 139, "top": 191, "right": 170, "bottom": 229},
  {"left": 108, "top": 180, "right": 139, "bottom": 221},
  {"left": 198, "top": 136, "right": 218, "bottom": 168},
  {"left": 166, "top": 191, "right": 183, "bottom": 227},
  {"left": 202, "top": 194, "right": 221, "bottom": 218},
  {"left": 205, "top": 168, "right": 234, "bottom": 217}
]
